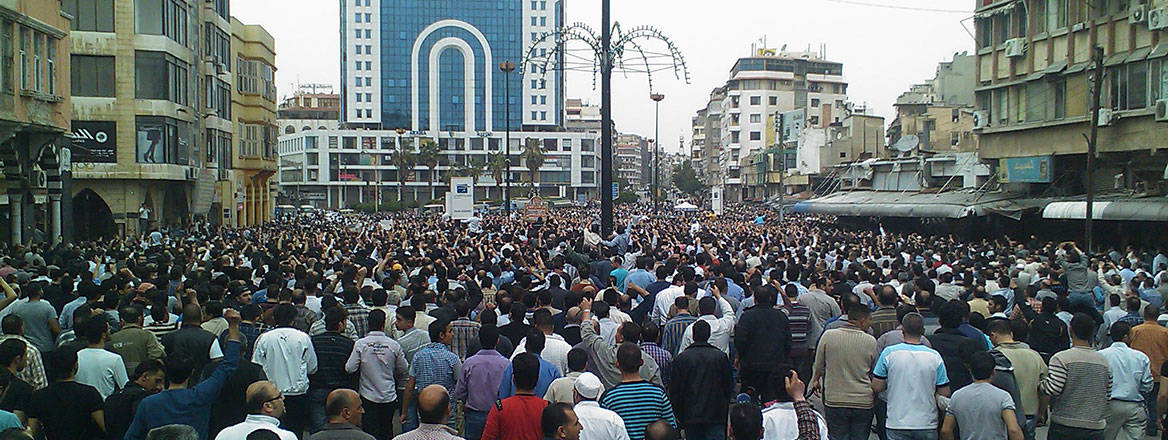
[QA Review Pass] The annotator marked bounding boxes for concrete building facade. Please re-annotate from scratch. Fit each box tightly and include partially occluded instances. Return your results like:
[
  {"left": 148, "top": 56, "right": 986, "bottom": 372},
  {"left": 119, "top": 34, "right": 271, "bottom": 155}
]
[
  {"left": 221, "top": 17, "right": 277, "bottom": 228},
  {"left": 888, "top": 52, "right": 977, "bottom": 155}
]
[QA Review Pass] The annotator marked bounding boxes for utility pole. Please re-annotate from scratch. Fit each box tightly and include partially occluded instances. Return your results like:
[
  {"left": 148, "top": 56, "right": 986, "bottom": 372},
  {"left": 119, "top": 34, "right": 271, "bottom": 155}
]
[
  {"left": 600, "top": 0, "right": 614, "bottom": 235},
  {"left": 499, "top": 61, "right": 515, "bottom": 217},
  {"left": 650, "top": 93, "right": 664, "bottom": 214},
  {"left": 775, "top": 111, "right": 785, "bottom": 223},
  {"left": 1085, "top": 46, "right": 1103, "bottom": 253}
]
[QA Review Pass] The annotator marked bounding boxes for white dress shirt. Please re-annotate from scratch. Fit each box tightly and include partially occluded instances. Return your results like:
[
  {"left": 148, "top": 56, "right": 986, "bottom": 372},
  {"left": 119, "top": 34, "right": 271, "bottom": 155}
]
[
  {"left": 575, "top": 400, "right": 630, "bottom": 440},
  {"left": 679, "top": 296, "right": 735, "bottom": 355},
  {"left": 511, "top": 332, "right": 573, "bottom": 375},
  {"left": 214, "top": 414, "right": 298, "bottom": 440},
  {"left": 651, "top": 285, "right": 685, "bottom": 326},
  {"left": 252, "top": 326, "right": 318, "bottom": 396}
]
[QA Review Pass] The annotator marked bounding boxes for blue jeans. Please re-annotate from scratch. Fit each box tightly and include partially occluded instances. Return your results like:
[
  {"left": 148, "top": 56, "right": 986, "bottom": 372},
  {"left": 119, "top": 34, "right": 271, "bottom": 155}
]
[
  {"left": 464, "top": 409, "right": 488, "bottom": 440},
  {"left": 307, "top": 387, "right": 331, "bottom": 433},
  {"left": 886, "top": 428, "right": 937, "bottom": 440},
  {"left": 683, "top": 424, "right": 726, "bottom": 440},
  {"left": 824, "top": 406, "right": 873, "bottom": 440}
]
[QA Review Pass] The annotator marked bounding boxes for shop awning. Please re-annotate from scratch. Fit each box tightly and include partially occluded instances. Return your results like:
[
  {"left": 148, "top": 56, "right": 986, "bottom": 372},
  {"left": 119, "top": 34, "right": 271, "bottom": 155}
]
[
  {"left": 1042, "top": 200, "right": 1168, "bottom": 221},
  {"left": 792, "top": 190, "right": 1029, "bottom": 219}
]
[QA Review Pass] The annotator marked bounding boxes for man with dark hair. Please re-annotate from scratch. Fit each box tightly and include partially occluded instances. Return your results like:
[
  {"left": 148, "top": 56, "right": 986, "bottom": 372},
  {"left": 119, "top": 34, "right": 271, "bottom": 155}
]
[
  {"left": 342, "top": 287, "right": 372, "bottom": 339},
  {"left": 541, "top": 402, "right": 582, "bottom": 440},
  {"left": 395, "top": 385, "right": 459, "bottom": 440},
  {"left": 1039, "top": 313, "right": 1112, "bottom": 440},
  {"left": 200, "top": 301, "right": 228, "bottom": 338},
  {"left": 599, "top": 342, "right": 676, "bottom": 440},
  {"left": 392, "top": 305, "right": 430, "bottom": 368},
  {"left": 512, "top": 309, "right": 572, "bottom": 375},
  {"left": 1027, "top": 296, "right": 1070, "bottom": 363},
  {"left": 579, "top": 297, "right": 662, "bottom": 388},
  {"left": 308, "top": 388, "right": 372, "bottom": 440},
  {"left": 110, "top": 306, "right": 166, "bottom": 374},
  {"left": 0, "top": 315, "right": 46, "bottom": 390},
  {"left": 1100, "top": 321, "right": 1153, "bottom": 440},
  {"left": 660, "top": 296, "right": 697, "bottom": 356},
  {"left": 448, "top": 299, "right": 480, "bottom": 361},
  {"left": 1129, "top": 303, "right": 1168, "bottom": 436},
  {"left": 162, "top": 303, "right": 224, "bottom": 386},
  {"left": 637, "top": 322, "right": 671, "bottom": 388},
  {"left": 25, "top": 346, "right": 106, "bottom": 440},
  {"left": 759, "top": 368, "right": 829, "bottom": 439},
  {"left": 0, "top": 339, "right": 32, "bottom": 425},
  {"left": 253, "top": 303, "right": 318, "bottom": 437},
  {"left": 214, "top": 380, "right": 297, "bottom": 440},
  {"left": 670, "top": 320, "right": 733, "bottom": 440},
  {"left": 400, "top": 319, "right": 460, "bottom": 431},
  {"left": 941, "top": 352, "right": 1024, "bottom": 440},
  {"left": 309, "top": 306, "right": 357, "bottom": 432},
  {"left": 75, "top": 317, "right": 129, "bottom": 399},
  {"left": 735, "top": 284, "right": 791, "bottom": 403},
  {"left": 987, "top": 318, "right": 1045, "bottom": 440},
  {"left": 872, "top": 312, "right": 950, "bottom": 440},
  {"left": 124, "top": 309, "right": 243, "bottom": 440},
  {"left": 454, "top": 326, "right": 510, "bottom": 440},
  {"left": 811, "top": 302, "right": 878, "bottom": 440},
  {"left": 929, "top": 301, "right": 984, "bottom": 391},
  {"left": 3, "top": 282, "right": 59, "bottom": 353},
  {"left": 345, "top": 309, "right": 408, "bottom": 440},
  {"left": 482, "top": 353, "right": 548, "bottom": 440},
  {"left": 499, "top": 329, "right": 562, "bottom": 399},
  {"left": 728, "top": 403, "right": 763, "bottom": 440},
  {"left": 105, "top": 360, "right": 166, "bottom": 440},
  {"left": 544, "top": 347, "right": 588, "bottom": 405}
]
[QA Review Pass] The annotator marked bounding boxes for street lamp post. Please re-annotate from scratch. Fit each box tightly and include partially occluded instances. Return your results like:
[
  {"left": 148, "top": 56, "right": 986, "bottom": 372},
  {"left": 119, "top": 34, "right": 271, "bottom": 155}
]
[
  {"left": 499, "top": 61, "right": 515, "bottom": 217},
  {"left": 395, "top": 128, "right": 407, "bottom": 206},
  {"left": 650, "top": 93, "right": 664, "bottom": 213}
]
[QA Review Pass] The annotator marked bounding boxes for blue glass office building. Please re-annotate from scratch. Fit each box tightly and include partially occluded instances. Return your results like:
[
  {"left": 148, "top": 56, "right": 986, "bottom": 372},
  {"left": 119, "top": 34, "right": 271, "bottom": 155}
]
[{"left": 341, "top": 0, "right": 563, "bottom": 132}]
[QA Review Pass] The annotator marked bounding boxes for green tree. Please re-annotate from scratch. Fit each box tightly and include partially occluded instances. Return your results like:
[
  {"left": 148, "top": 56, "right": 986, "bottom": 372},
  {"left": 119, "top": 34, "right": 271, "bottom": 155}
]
[
  {"left": 392, "top": 146, "right": 418, "bottom": 203},
  {"left": 672, "top": 162, "right": 705, "bottom": 197},
  {"left": 521, "top": 138, "right": 544, "bottom": 190},
  {"left": 418, "top": 139, "right": 441, "bottom": 202},
  {"left": 486, "top": 151, "right": 507, "bottom": 200}
]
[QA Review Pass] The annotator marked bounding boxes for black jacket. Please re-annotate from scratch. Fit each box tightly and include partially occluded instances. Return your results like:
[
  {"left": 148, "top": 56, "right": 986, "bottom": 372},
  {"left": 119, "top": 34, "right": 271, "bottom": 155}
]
[
  {"left": 104, "top": 383, "right": 150, "bottom": 440},
  {"left": 669, "top": 342, "right": 734, "bottom": 426},
  {"left": 733, "top": 306, "right": 790, "bottom": 371},
  {"left": 928, "top": 328, "right": 984, "bottom": 391}
]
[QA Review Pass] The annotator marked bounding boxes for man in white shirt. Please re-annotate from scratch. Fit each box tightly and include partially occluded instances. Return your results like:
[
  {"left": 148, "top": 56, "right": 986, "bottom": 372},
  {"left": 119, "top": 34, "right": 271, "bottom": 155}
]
[
  {"left": 344, "top": 309, "right": 408, "bottom": 440},
  {"left": 871, "top": 313, "right": 950, "bottom": 440},
  {"left": 679, "top": 288, "right": 734, "bottom": 355},
  {"left": 651, "top": 268, "right": 703, "bottom": 326},
  {"left": 214, "top": 381, "right": 298, "bottom": 440},
  {"left": 511, "top": 309, "right": 572, "bottom": 374},
  {"left": 74, "top": 318, "right": 128, "bottom": 400},
  {"left": 253, "top": 304, "right": 318, "bottom": 436},
  {"left": 572, "top": 372, "right": 629, "bottom": 440}
]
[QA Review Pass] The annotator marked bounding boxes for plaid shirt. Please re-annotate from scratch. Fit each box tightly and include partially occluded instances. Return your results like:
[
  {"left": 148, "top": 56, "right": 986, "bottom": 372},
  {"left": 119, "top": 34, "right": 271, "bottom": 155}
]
[
  {"left": 638, "top": 341, "right": 672, "bottom": 387},
  {"left": 794, "top": 400, "right": 821, "bottom": 440},
  {"left": 661, "top": 314, "right": 697, "bottom": 356},
  {"left": 448, "top": 318, "right": 480, "bottom": 361},
  {"left": 0, "top": 335, "right": 46, "bottom": 389},
  {"left": 409, "top": 342, "right": 462, "bottom": 391},
  {"left": 344, "top": 303, "right": 372, "bottom": 338}
]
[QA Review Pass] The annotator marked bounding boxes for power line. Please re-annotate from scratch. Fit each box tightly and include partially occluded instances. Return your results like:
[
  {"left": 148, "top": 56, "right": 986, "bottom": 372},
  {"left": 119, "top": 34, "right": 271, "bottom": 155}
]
[{"left": 823, "top": 0, "right": 971, "bottom": 14}]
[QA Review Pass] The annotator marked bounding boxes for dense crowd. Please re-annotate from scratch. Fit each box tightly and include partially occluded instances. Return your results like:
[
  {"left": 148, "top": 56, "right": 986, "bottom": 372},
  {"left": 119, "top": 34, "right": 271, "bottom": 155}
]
[{"left": 0, "top": 203, "right": 1160, "bottom": 440}]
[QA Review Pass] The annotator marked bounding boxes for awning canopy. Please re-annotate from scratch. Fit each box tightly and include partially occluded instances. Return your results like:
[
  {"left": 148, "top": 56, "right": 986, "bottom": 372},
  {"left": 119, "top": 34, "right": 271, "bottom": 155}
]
[
  {"left": 674, "top": 202, "right": 698, "bottom": 212},
  {"left": 792, "top": 190, "right": 1029, "bottom": 219},
  {"left": 1042, "top": 200, "right": 1168, "bottom": 221}
]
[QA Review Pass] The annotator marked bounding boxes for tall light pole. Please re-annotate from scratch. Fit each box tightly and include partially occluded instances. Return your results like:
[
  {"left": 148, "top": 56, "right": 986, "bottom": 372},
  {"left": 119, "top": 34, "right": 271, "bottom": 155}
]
[
  {"left": 600, "top": 0, "right": 613, "bottom": 234},
  {"left": 650, "top": 93, "right": 664, "bottom": 213},
  {"left": 394, "top": 127, "right": 407, "bottom": 210},
  {"left": 499, "top": 61, "right": 515, "bottom": 217}
]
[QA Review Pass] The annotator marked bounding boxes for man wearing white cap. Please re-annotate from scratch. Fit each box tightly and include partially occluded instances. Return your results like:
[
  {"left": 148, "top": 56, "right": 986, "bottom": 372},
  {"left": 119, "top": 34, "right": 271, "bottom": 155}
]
[{"left": 572, "top": 372, "right": 629, "bottom": 440}]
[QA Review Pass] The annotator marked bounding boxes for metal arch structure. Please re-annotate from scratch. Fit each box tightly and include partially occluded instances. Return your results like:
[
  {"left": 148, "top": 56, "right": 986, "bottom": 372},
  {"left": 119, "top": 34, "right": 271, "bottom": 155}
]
[{"left": 517, "top": 12, "right": 691, "bottom": 234}]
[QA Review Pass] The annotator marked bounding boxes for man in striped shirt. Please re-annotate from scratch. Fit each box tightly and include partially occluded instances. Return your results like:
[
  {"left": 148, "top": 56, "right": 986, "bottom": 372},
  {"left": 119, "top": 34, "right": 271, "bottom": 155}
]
[
  {"left": 660, "top": 297, "right": 696, "bottom": 356},
  {"left": 599, "top": 342, "right": 676, "bottom": 440},
  {"left": 1039, "top": 313, "right": 1112, "bottom": 440}
]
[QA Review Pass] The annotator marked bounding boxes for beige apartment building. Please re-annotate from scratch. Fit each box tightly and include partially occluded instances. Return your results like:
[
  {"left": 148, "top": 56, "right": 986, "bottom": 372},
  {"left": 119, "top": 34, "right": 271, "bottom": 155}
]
[
  {"left": 0, "top": 0, "right": 70, "bottom": 244},
  {"left": 221, "top": 17, "right": 276, "bottom": 228}
]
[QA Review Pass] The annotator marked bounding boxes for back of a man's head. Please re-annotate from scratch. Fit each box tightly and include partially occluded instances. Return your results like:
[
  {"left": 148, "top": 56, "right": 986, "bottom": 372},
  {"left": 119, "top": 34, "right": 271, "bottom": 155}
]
[
  {"left": 901, "top": 312, "right": 925, "bottom": 338},
  {"left": 512, "top": 352, "right": 540, "bottom": 391},
  {"left": 729, "top": 402, "right": 763, "bottom": 440},
  {"left": 644, "top": 419, "right": 679, "bottom": 440},
  {"left": 417, "top": 384, "right": 450, "bottom": 425},
  {"left": 691, "top": 319, "right": 711, "bottom": 344},
  {"left": 615, "top": 342, "right": 642, "bottom": 374}
]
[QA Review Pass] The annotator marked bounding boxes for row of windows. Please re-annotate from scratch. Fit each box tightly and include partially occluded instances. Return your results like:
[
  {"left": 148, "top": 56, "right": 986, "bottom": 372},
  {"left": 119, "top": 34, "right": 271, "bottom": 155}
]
[
  {"left": 62, "top": 0, "right": 114, "bottom": 32},
  {"left": 977, "top": 0, "right": 1132, "bottom": 49},
  {"left": 237, "top": 58, "right": 275, "bottom": 101},
  {"left": 530, "top": 1, "right": 548, "bottom": 10},
  {"left": 530, "top": 95, "right": 548, "bottom": 105},
  {"left": 355, "top": 61, "right": 372, "bottom": 71},
  {"left": 206, "top": 77, "right": 230, "bottom": 119},
  {"left": 136, "top": 116, "right": 192, "bottom": 165},
  {"left": 354, "top": 13, "right": 372, "bottom": 23},
  {"left": 530, "top": 111, "right": 548, "bottom": 120},
  {"left": 354, "top": 29, "right": 372, "bottom": 39},
  {"left": 10, "top": 25, "right": 59, "bottom": 95},
  {"left": 355, "top": 92, "right": 372, "bottom": 102},
  {"left": 354, "top": 45, "right": 373, "bottom": 55},
  {"left": 136, "top": 0, "right": 189, "bottom": 46},
  {"left": 529, "top": 16, "right": 548, "bottom": 26},
  {"left": 323, "top": 135, "right": 590, "bottom": 153},
  {"left": 354, "top": 77, "right": 373, "bottom": 87},
  {"left": 204, "top": 24, "right": 231, "bottom": 71}
]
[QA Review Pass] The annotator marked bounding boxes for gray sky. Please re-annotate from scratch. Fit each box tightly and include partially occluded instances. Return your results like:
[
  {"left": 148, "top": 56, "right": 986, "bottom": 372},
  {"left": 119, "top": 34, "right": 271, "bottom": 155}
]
[{"left": 233, "top": 0, "right": 975, "bottom": 153}]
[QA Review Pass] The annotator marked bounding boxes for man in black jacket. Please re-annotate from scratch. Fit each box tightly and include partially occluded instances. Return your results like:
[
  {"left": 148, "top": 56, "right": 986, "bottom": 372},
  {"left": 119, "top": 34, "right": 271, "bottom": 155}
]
[
  {"left": 733, "top": 285, "right": 790, "bottom": 402},
  {"left": 670, "top": 320, "right": 733, "bottom": 440},
  {"left": 103, "top": 360, "right": 165, "bottom": 440},
  {"left": 928, "top": 301, "right": 984, "bottom": 391}
]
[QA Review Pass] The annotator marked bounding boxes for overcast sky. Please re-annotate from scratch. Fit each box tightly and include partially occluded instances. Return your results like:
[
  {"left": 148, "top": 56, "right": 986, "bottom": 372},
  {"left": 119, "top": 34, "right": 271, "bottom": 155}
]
[{"left": 233, "top": 0, "right": 975, "bottom": 153}]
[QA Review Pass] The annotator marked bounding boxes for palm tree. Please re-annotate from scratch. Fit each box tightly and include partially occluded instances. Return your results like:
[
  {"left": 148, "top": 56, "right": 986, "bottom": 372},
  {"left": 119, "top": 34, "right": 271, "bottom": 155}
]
[
  {"left": 391, "top": 147, "right": 418, "bottom": 203},
  {"left": 521, "top": 138, "right": 544, "bottom": 191},
  {"left": 486, "top": 151, "right": 506, "bottom": 201},
  {"left": 418, "top": 139, "right": 441, "bottom": 202}
]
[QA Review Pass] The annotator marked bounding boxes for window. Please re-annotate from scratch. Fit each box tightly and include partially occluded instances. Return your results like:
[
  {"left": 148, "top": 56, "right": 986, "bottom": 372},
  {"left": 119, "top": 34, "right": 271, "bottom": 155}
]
[
  {"left": 811, "top": 98, "right": 820, "bottom": 107},
  {"left": 531, "top": 95, "right": 537, "bottom": 104},
  {"left": 1048, "top": 0, "right": 1067, "bottom": 31},
  {"left": 541, "top": 1, "right": 546, "bottom": 9},
  {"left": 1025, "top": 81, "right": 1046, "bottom": 121},
  {"left": 977, "top": 18, "right": 992, "bottom": 48},
  {"left": 355, "top": 29, "right": 361, "bottom": 39},
  {"left": 749, "top": 114, "right": 761, "bottom": 123},
  {"left": 365, "top": 61, "right": 371, "bottom": 70},
  {"left": 365, "top": 93, "right": 371, "bottom": 102},
  {"left": 62, "top": 0, "right": 115, "bottom": 32},
  {"left": 540, "top": 95, "right": 546, "bottom": 105},
  {"left": 32, "top": 33, "right": 41, "bottom": 92},
  {"left": 135, "top": 0, "right": 187, "bottom": 45},
  {"left": 1051, "top": 78, "right": 1066, "bottom": 119},
  {"left": 531, "top": 111, "right": 537, "bottom": 119},
  {"left": 768, "top": 96, "right": 777, "bottom": 106},
  {"left": 582, "top": 156, "right": 594, "bottom": 168},
  {"left": 364, "top": 29, "right": 370, "bottom": 38},
  {"left": 582, "top": 138, "right": 595, "bottom": 151},
  {"left": 531, "top": 17, "right": 537, "bottom": 26},
  {"left": 364, "top": 13, "right": 370, "bottom": 22},
  {"left": 354, "top": 13, "right": 361, "bottom": 22},
  {"left": 355, "top": 93, "right": 362, "bottom": 103},
  {"left": 540, "top": 17, "right": 546, "bottom": 26},
  {"left": 71, "top": 55, "right": 114, "bottom": 97},
  {"left": 18, "top": 28, "right": 27, "bottom": 90},
  {"left": 0, "top": 21, "right": 9, "bottom": 92},
  {"left": 134, "top": 51, "right": 188, "bottom": 105},
  {"left": 993, "top": 14, "right": 1010, "bottom": 45},
  {"left": 136, "top": 116, "right": 191, "bottom": 165},
  {"left": 540, "top": 111, "right": 547, "bottom": 120},
  {"left": 356, "top": 61, "right": 361, "bottom": 71},
  {"left": 749, "top": 96, "right": 760, "bottom": 105},
  {"left": 749, "top": 131, "right": 761, "bottom": 141}
]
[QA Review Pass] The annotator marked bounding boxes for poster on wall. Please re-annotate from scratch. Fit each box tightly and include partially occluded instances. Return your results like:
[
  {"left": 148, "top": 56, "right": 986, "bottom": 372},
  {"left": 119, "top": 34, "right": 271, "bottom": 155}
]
[
  {"left": 712, "top": 185, "right": 724, "bottom": 215},
  {"left": 137, "top": 125, "right": 166, "bottom": 163},
  {"left": 449, "top": 177, "right": 474, "bottom": 220},
  {"left": 68, "top": 121, "right": 116, "bottom": 163}
]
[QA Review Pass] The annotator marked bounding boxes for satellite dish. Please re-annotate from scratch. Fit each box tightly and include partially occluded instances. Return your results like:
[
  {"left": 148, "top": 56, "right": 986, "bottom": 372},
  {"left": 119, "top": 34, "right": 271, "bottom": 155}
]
[{"left": 890, "top": 135, "right": 920, "bottom": 153}]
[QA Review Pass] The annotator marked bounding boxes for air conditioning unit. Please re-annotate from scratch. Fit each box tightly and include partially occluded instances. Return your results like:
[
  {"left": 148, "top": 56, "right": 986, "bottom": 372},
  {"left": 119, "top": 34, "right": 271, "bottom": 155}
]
[
  {"left": 1150, "top": 7, "right": 1168, "bottom": 30},
  {"left": 30, "top": 170, "right": 46, "bottom": 188},
  {"left": 973, "top": 110, "right": 990, "bottom": 129},
  {"left": 1131, "top": 5, "right": 1148, "bottom": 23},
  {"left": 1005, "top": 38, "right": 1026, "bottom": 58},
  {"left": 1156, "top": 99, "right": 1168, "bottom": 122},
  {"left": 1098, "top": 108, "right": 1117, "bottom": 127}
]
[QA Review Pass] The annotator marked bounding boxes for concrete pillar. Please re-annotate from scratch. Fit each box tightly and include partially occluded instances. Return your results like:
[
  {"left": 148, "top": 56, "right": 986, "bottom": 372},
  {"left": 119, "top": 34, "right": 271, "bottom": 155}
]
[
  {"left": 8, "top": 193, "right": 20, "bottom": 244},
  {"left": 48, "top": 194, "right": 60, "bottom": 245}
]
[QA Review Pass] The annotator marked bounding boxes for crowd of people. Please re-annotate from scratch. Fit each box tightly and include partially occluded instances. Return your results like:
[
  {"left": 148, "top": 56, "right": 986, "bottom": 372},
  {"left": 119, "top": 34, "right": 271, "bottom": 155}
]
[{"left": 0, "top": 202, "right": 1160, "bottom": 440}]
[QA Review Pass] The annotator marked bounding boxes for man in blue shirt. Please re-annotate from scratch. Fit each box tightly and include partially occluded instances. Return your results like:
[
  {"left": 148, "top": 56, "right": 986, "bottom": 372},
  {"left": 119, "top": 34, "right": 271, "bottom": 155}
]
[
  {"left": 1099, "top": 321, "right": 1154, "bottom": 440},
  {"left": 124, "top": 309, "right": 243, "bottom": 440},
  {"left": 499, "top": 330, "right": 561, "bottom": 398}
]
